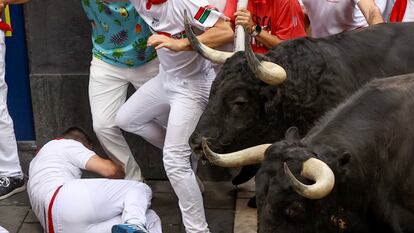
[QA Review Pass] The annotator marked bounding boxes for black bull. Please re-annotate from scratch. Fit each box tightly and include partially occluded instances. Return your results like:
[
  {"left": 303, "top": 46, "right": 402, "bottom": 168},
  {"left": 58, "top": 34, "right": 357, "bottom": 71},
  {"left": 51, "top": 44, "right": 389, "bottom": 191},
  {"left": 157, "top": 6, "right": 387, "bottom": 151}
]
[
  {"left": 255, "top": 74, "right": 414, "bottom": 233},
  {"left": 189, "top": 22, "right": 414, "bottom": 161}
]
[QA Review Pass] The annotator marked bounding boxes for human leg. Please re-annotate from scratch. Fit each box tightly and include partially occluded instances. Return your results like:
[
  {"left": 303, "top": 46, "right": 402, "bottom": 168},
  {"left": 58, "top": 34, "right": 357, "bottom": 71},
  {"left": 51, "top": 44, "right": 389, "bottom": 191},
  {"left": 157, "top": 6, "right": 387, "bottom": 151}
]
[
  {"left": 89, "top": 57, "right": 147, "bottom": 181},
  {"left": 53, "top": 179, "right": 153, "bottom": 233},
  {"left": 0, "top": 31, "right": 24, "bottom": 200},
  {"left": 162, "top": 68, "right": 215, "bottom": 233},
  {"left": 116, "top": 73, "right": 169, "bottom": 150}
]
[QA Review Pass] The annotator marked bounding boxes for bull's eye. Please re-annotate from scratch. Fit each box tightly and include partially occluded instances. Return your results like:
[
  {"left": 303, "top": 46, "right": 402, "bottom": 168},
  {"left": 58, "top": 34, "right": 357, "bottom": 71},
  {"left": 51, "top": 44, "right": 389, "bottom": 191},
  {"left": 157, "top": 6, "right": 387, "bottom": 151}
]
[
  {"left": 234, "top": 101, "right": 247, "bottom": 107},
  {"left": 231, "top": 101, "right": 248, "bottom": 112}
]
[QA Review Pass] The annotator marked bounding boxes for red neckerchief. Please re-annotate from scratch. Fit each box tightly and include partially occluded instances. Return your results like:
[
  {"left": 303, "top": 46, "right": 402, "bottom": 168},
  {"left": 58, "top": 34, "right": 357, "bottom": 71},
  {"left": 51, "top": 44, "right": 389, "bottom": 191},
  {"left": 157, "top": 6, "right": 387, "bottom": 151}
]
[
  {"left": 254, "top": 0, "right": 267, "bottom": 4},
  {"left": 390, "top": 0, "right": 408, "bottom": 22},
  {"left": 0, "top": 22, "right": 12, "bottom": 32},
  {"left": 146, "top": 0, "right": 167, "bottom": 10}
]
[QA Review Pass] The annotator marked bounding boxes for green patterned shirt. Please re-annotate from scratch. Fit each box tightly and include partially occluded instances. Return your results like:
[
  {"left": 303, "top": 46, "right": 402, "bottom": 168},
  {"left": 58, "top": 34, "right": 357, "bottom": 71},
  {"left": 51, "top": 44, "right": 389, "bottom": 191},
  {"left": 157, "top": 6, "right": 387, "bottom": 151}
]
[{"left": 81, "top": 0, "right": 156, "bottom": 68}]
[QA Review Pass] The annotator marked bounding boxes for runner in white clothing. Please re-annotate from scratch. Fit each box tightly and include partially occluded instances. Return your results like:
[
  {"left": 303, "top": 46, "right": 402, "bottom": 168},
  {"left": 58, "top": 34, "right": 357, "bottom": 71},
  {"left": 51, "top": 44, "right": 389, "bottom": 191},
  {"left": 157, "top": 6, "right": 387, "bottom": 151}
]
[
  {"left": 27, "top": 127, "right": 161, "bottom": 233},
  {"left": 0, "top": 0, "right": 30, "bottom": 201},
  {"left": 111, "top": 0, "right": 234, "bottom": 232},
  {"left": 302, "top": 0, "right": 384, "bottom": 37}
]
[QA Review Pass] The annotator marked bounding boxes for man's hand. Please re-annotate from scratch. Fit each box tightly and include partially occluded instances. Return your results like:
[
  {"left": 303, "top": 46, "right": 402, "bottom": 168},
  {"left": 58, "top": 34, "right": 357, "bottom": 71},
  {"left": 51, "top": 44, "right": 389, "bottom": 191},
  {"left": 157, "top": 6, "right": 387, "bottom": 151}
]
[
  {"left": 147, "top": 34, "right": 189, "bottom": 51},
  {"left": 234, "top": 9, "right": 254, "bottom": 31},
  {"left": 0, "top": 0, "right": 8, "bottom": 15}
]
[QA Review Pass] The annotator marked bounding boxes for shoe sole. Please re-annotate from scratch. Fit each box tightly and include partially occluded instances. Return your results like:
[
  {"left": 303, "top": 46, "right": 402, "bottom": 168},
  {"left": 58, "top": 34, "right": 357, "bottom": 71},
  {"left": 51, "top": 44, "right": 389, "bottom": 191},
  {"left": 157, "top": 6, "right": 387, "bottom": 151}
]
[{"left": 0, "top": 184, "right": 26, "bottom": 201}]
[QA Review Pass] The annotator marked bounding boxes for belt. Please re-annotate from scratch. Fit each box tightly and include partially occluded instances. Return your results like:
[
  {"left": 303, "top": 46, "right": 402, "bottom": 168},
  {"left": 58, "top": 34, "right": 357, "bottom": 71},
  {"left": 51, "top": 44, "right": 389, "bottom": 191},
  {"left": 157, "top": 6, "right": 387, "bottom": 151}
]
[{"left": 47, "top": 185, "right": 63, "bottom": 233}]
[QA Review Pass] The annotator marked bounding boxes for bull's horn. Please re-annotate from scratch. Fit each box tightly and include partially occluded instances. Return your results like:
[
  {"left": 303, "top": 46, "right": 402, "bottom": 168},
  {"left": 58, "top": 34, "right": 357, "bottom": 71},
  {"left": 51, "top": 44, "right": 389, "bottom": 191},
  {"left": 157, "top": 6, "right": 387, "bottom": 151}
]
[
  {"left": 244, "top": 27, "right": 287, "bottom": 85},
  {"left": 201, "top": 137, "right": 271, "bottom": 167},
  {"left": 184, "top": 10, "right": 234, "bottom": 64},
  {"left": 284, "top": 158, "right": 335, "bottom": 199}
]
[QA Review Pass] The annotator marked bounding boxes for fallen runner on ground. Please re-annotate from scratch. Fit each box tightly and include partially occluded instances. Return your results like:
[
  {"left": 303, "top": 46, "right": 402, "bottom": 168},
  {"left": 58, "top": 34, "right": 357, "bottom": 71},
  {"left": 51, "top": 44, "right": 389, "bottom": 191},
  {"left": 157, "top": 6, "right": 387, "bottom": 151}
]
[{"left": 27, "top": 127, "right": 161, "bottom": 233}]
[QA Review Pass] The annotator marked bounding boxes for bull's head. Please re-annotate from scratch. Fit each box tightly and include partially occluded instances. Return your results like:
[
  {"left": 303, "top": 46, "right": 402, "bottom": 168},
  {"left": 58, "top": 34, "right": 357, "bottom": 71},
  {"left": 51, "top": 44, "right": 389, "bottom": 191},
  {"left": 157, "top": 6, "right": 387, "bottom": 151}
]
[
  {"left": 202, "top": 126, "right": 374, "bottom": 232},
  {"left": 222, "top": 127, "right": 363, "bottom": 232}
]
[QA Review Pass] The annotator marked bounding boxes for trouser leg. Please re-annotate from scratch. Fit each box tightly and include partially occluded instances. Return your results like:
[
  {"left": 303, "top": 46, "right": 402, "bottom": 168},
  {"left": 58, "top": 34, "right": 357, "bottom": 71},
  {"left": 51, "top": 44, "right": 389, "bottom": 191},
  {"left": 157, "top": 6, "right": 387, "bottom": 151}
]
[
  {"left": 0, "top": 31, "right": 22, "bottom": 177},
  {"left": 0, "top": 225, "right": 9, "bottom": 233},
  {"left": 162, "top": 68, "right": 215, "bottom": 233},
  {"left": 53, "top": 179, "right": 153, "bottom": 233},
  {"left": 89, "top": 57, "right": 158, "bottom": 181},
  {"left": 116, "top": 73, "right": 169, "bottom": 150}
]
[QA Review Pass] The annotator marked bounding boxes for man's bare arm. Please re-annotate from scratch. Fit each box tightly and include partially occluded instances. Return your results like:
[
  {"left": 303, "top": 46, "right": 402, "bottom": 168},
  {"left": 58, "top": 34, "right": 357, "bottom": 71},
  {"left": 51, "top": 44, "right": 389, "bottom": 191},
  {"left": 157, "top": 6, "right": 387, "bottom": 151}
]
[
  {"left": 5, "top": 0, "right": 31, "bottom": 4},
  {"left": 147, "top": 18, "right": 234, "bottom": 51},
  {"left": 358, "top": 0, "right": 384, "bottom": 25},
  {"left": 85, "top": 155, "right": 126, "bottom": 179}
]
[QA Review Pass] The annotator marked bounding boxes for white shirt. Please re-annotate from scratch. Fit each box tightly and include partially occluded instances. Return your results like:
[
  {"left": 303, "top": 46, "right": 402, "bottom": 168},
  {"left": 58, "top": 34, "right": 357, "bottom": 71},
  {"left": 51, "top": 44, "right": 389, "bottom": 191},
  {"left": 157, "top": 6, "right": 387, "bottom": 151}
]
[
  {"left": 27, "top": 139, "right": 95, "bottom": 228},
  {"left": 303, "top": 0, "right": 386, "bottom": 38},
  {"left": 130, "top": 0, "right": 222, "bottom": 78}
]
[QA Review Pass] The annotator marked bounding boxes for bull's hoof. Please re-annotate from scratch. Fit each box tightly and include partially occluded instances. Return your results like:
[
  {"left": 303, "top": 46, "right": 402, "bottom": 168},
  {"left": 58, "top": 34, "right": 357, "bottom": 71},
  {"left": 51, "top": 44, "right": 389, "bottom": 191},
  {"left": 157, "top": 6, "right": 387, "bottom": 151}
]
[
  {"left": 247, "top": 195, "right": 257, "bottom": 208},
  {"left": 232, "top": 164, "right": 261, "bottom": 185}
]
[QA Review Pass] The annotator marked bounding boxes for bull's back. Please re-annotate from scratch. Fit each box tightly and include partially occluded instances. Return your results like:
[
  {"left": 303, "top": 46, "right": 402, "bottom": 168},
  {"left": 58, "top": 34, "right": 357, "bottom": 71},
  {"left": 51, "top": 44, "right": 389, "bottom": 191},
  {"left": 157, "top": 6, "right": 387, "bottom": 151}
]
[{"left": 275, "top": 22, "right": 414, "bottom": 81}]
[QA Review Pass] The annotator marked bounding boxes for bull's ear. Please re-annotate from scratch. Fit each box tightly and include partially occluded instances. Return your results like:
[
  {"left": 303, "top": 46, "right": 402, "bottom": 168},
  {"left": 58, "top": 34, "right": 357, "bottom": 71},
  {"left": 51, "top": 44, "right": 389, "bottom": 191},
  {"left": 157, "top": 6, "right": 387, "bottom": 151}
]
[{"left": 285, "top": 126, "right": 300, "bottom": 141}]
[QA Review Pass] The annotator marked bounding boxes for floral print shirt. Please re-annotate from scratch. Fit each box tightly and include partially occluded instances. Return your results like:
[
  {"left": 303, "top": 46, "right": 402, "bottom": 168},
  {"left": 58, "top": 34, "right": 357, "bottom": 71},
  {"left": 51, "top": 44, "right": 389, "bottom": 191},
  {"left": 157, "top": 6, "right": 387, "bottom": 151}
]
[{"left": 81, "top": 0, "right": 157, "bottom": 68}]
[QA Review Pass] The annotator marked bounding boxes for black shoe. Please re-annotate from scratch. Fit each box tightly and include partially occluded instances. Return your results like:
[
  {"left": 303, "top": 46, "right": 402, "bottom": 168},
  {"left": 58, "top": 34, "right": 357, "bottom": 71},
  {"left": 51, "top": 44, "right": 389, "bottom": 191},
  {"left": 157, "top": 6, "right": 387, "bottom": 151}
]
[
  {"left": 0, "top": 176, "right": 26, "bottom": 200},
  {"left": 232, "top": 164, "right": 261, "bottom": 186}
]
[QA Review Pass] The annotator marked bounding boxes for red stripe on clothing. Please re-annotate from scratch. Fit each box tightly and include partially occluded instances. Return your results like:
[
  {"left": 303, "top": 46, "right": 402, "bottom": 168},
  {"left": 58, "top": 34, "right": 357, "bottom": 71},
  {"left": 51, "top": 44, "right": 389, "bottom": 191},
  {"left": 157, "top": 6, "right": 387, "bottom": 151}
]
[
  {"left": 194, "top": 7, "right": 205, "bottom": 20},
  {"left": 390, "top": 0, "right": 408, "bottom": 22},
  {"left": 48, "top": 185, "right": 63, "bottom": 233},
  {"left": 0, "top": 22, "right": 12, "bottom": 32},
  {"left": 157, "top": 31, "right": 172, "bottom": 37}
]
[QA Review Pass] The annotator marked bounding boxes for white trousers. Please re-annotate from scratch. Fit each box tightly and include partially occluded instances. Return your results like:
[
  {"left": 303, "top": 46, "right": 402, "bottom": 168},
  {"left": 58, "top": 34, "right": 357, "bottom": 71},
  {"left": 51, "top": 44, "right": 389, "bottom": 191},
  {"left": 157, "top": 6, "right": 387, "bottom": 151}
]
[
  {"left": 0, "top": 226, "right": 9, "bottom": 233},
  {"left": 0, "top": 31, "right": 22, "bottom": 177},
  {"left": 89, "top": 57, "right": 159, "bottom": 181},
  {"left": 52, "top": 179, "right": 161, "bottom": 233},
  {"left": 116, "top": 66, "right": 215, "bottom": 233}
]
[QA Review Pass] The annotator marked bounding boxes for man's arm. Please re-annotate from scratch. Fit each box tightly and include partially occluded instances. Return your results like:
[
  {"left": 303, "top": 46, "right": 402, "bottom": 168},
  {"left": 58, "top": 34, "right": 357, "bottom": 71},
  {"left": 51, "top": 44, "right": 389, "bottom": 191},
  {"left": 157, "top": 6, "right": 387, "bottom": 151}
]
[
  {"left": 1, "top": 0, "right": 30, "bottom": 14},
  {"left": 147, "top": 18, "right": 234, "bottom": 51},
  {"left": 358, "top": 0, "right": 384, "bottom": 25},
  {"left": 5, "top": 0, "right": 30, "bottom": 4},
  {"left": 85, "top": 155, "right": 125, "bottom": 179}
]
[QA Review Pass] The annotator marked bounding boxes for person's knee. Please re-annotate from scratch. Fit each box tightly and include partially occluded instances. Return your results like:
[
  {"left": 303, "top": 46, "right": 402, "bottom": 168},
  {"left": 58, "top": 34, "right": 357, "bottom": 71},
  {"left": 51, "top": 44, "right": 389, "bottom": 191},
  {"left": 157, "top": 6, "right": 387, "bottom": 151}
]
[
  {"left": 128, "top": 181, "right": 153, "bottom": 199},
  {"left": 115, "top": 109, "right": 134, "bottom": 133}
]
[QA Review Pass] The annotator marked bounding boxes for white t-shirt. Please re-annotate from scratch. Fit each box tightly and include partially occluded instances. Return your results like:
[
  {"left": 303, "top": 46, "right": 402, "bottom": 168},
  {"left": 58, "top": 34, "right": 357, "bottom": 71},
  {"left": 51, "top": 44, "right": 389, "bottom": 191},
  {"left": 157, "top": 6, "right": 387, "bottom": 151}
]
[
  {"left": 303, "top": 0, "right": 385, "bottom": 38},
  {"left": 27, "top": 139, "right": 95, "bottom": 228},
  {"left": 130, "top": 0, "right": 222, "bottom": 78}
]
